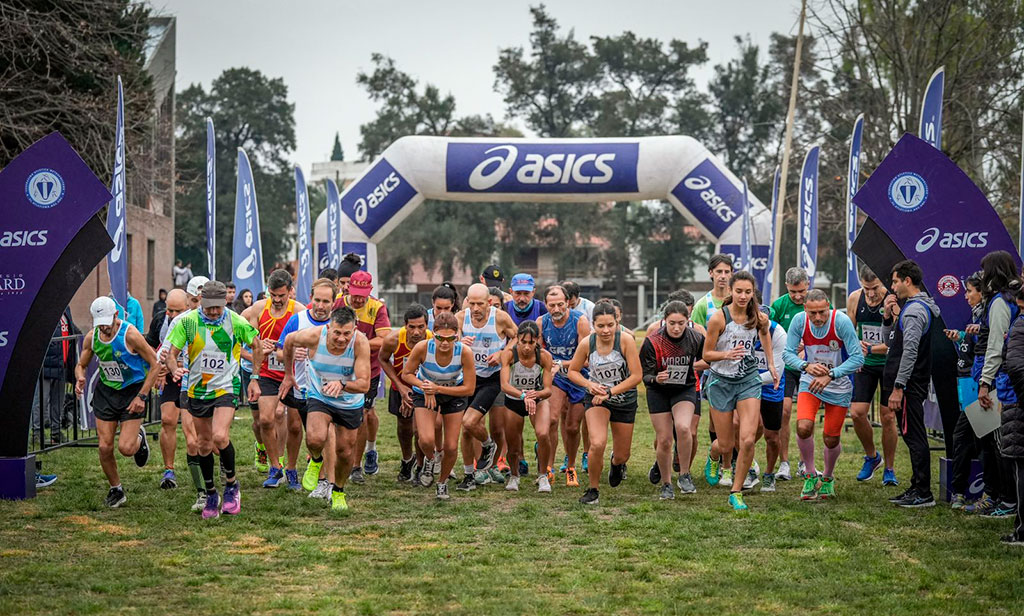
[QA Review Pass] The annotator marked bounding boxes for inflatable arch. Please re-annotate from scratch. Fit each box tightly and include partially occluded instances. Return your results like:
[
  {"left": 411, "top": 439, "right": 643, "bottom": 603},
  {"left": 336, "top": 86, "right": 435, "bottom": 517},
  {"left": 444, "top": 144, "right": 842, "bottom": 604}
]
[{"left": 314, "top": 136, "right": 772, "bottom": 289}]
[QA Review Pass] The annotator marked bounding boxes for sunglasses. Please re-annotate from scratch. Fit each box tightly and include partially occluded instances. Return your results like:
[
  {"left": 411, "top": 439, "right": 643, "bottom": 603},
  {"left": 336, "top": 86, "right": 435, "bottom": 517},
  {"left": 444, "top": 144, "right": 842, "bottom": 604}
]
[{"left": 435, "top": 334, "right": 458, "bottom": 343}]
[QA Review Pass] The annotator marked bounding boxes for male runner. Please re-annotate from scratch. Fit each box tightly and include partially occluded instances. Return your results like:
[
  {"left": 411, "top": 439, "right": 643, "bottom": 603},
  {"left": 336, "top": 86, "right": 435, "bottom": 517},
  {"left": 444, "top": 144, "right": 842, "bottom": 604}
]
[
  {"left": 505, "top": 273, "right": 548, "bottom": 325},
  {"left": 144, "top": 288, "right": 189, "bottom": 490},
  {"left": 845, "top": 265, "right": 899, "bottom": 485},
  {"left": 379, "top": 304, "right": 433, "bottom": 482},
  {"left": 480, "top": 264, "right": 512, "bottom": 303},
  {"left": 770, "top": 266, "right": 810, "bottom": 480},
  {"left": 562, "top": 280, "right": 595, "bottom": 323},
  {"left": 783, "top": 289, "right": 863, "bottom": 500},
  {"left": 280, "top": 306, "right": 371, "bottom": 512},
  {"left": 75, "top": 297, "right": 160, "bottom": 508},
  {"left": 225, "top": 282, "right": 237, "bottom": 305},
  {"left": 752, "top": 305, "right": 787, "bottom": 492}
]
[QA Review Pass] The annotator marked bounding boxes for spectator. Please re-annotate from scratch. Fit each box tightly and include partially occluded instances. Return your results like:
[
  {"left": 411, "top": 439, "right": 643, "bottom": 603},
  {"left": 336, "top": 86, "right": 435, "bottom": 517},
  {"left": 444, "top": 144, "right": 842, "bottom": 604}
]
[
  {"left": 152, "top": 289, "right": 167, "bottom": 316},
  {"left": 998, "top": 280, "right": 1024, "bottom": 545},
  {"left": 225, "top": 282, "right": 236, "bottom": 305},
  {"left": 172, "top": 260, "right": 192, "bottom": 288},
  {"left": 231, "top": 289, "right": 252, "bottom": 314},
  {"left": 113, "top": 293, "right": 145, "bottom": 332},
  {"left": 31, "top": 306, "right": 78, "bottom": 446}
]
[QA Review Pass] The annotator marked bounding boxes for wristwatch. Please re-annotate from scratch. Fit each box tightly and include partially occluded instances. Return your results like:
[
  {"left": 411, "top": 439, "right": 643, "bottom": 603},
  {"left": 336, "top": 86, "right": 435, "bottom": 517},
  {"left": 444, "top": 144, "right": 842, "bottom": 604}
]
[
  {"left": 137, "top": 393, "right": 150, "bottom": 403},
  {"left": 828, "top": 369, "right": 835, "bottom": 379}
]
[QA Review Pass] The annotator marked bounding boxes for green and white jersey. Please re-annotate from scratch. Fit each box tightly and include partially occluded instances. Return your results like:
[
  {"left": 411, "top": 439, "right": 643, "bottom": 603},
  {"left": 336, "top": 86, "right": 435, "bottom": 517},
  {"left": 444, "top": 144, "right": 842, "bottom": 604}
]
[{"left": 166, "top": 310, "right": 258, "bottom": 400}]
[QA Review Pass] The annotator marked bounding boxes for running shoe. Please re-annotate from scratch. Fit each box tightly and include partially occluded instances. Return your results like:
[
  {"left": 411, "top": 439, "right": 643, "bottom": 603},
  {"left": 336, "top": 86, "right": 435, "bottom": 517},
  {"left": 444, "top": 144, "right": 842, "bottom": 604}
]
[
  {"left": 303, "top": 458, "right": 323, "bottom": 491},
  {"left": 729, "top": 491, "right": 748, "bottom": 511},
  {"left": 659, "top": 483, "right": 675, "bottom": 500},
  {"left": 35, "top": 473, "right": 57, "bottom": 489},
  {"left": 104, "top": 486, "right": 126, "bottom": 508},
  {"left": 609, "top": 462, "right": 626, "bottom": 487},
  {"left": 331, "top": 489, "right": 349, "bottom": 512},
  {"left": 412, "top": 464, "right": 423, "bottom": 485},
  {"left": 882, "top": 468, "right": 899, "bottom": 486},
  {"left": 398, "top": 458, "right": 415, "bottom": 483},
  {"left": 966, "top": 496, "right": 997, "bottom": 515},
  {"left": 364, "top": 450, "right": 379, "bottom": 476},
  {"left": 519, "top": 459, "right": 529, "bottom": 476},
  {"left": 720, "top": 469, "right": 733, "bottom": 489},
  {"left": 579, "top": 487, "right": 599, "bottom": 505},
  {"left": 506, "top": 475, "right": 520, "bottom": 491},
  {"left": 1000, "top": 534, "right": 1024, "bottom": 546},
  {"left": 582, "top": 452, "right": 589, "bottom": 474},
  {"left": 648, "top": 461, "right": 661, "bottom": 485},
  {"left": 254, "top": 442, "right": 268, "bottom": 472},
  {"left": 488, "top": 467, "right": 506, "bottom": 484},
  {"left": 704, "top": 456, "right": 720, "bottom": 487},
  {"left": 800, "top": 473, "right": 819, "bottom": 500},
  {"left": 477, "top": 440, "right": 498, "bottom": 472},
  {"left": 436, "top": 482, "right": 450, "bottom": 500},
  {"left": 160, "top": 469, "right": 177, "bottom": 490},
  {"left": 419, "top": 462, "right": 435, "bottom": 488},
  {"left": 456, "top": 474, "right": 477, "bottom": 491},
  {"left": 983, "top": 503, "right": 1018, "bottom": 518},
  {"left": 474, "top": 469, "right": 492, "bottom": 485},
  {"left": 818, "top": 476, "right": 836, "bottom": 500},
  {"left": 309, "top": 480, "right": 331, "bottom": 500},
  {"left": 797, "top": 460, "right": 807, "bottom": 476},
  {"left": 134, "top": 428, "right": 150, "bottom": 467},
  {"left": 857, "top": 452, "right": 882, "bottom": 481},
  {"left": 191, "top": 491, "right": 206, "bottom": 513},
  {"left": 560, "top": 455, "right": 569, "bottom": 473},
  {"left": 743, "top": 462, "right": 760, "bottom": 490},
  {"left": 566, "top": 467, "right": 580, "bottom": 487},
  {"left": 349, "top": 467, "right": 366, "bottom": 485},
  {"left": 497, "top": 456, "right": 510, "bottom": 474},
  {"left": 888, "top": 488, "right": 912, "bottom": 503},
  {"left": 777, "top": 460, "right": 792, "bottom": 481},
  {"left": 538, "top": 475, "right": 552, "bottom": 493},
  {"left": 221, "top": 482, "right": 241, "bottom": 515},
  {"left": 950, "top": 493, "right": 968, "bottom": 510},
  {"left": 895, "top": 490, "right": 935, "bottom": 508},
  {"left": 202, "top": 492, "right": 220, "bottom": 519},
  {"left": 760, "top": 472, "right": 776, "bottom": 493},
  {"left": 285, "top": 469, "right": 301, "bottom": 491},
  {"left": 677, "top": 473, "right": 697, "bottom": 494},
  {"left": 262, "top": 467, "right": 284, "bottom": 488}
]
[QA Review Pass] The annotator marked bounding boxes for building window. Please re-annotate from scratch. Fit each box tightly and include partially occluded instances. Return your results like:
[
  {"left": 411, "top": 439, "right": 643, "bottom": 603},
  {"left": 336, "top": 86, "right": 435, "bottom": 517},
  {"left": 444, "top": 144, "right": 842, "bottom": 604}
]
[{"left": 147, "top": 239, "right": 156, "bottom": 300}]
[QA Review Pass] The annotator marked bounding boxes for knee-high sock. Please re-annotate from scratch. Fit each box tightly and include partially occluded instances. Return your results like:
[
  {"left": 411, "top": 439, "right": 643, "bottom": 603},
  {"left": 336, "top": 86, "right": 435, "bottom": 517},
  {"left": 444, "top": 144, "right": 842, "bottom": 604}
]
[
  {"left": 823, "top": 443, "right": 841, "bottom": 478},
  {"left": 797, "top": 435, "right": 816, "bottom": 476},
  {"left": 198, "top": 453, "right": 216, "bottom": 493},
  {"left": 187, "top": 454, "right": 203, "bottom": 492},
  {"left": 220, "top": 441, "right": 236, "bottom": 481}
]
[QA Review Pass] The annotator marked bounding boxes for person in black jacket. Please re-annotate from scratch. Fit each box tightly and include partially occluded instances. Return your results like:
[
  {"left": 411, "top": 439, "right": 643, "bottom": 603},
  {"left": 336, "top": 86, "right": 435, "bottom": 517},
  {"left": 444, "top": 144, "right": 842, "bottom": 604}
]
[
  {"left": 997, "top": 284, "right": 1024, "bottom": 545},
  {"left": 31, "top": 306, "right": 78, "bottom": 446}
]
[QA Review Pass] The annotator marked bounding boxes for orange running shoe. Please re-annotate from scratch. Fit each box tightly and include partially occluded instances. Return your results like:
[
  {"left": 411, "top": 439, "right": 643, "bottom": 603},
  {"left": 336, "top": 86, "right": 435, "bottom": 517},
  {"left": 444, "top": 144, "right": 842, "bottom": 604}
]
[
  {"left": 566, "top": 467, "right": 579, "bottom": 487},
  {"left": 496, "top": 456, "right": 510, "bottom": 473}
]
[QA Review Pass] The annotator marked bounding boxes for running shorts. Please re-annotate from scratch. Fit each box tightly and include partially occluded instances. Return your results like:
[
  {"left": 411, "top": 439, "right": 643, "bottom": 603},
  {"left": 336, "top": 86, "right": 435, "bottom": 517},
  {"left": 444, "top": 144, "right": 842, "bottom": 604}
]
[
  {"left": 584, "top": 395, "right": 637, "bottom": 424},
  {"left": 411, "top": 392, "right": 468, "bottom": 416},
  {"left": 760, "top": 398, "right": 783, "bottom": 431},
  {"left": 797, "top": 391, "right": 846, "bottom": 438},
  {"left": 307, "top": 399, "right": 363, "bottom": 430},
  {"left": 92, "top": 381, "right": 146, "bottom": 423},
  {"left": 705, "top": 371, "right": 762, "bottom": 413},
  {"left": 186, "top": 394, "right": 237, "bottom": 419},
  {"left": 468, "top": 373, "right": 502, "bottom": 414},
  {"left": 646, "top": 385, "right": 699, "bottom": 415}
]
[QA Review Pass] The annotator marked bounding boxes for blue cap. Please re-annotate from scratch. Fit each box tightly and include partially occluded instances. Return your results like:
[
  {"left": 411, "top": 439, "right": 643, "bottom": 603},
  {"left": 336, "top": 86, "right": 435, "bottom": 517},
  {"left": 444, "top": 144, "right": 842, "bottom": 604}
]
[{"left": 510, "top": 273, "right": 535, "bottom": 292}]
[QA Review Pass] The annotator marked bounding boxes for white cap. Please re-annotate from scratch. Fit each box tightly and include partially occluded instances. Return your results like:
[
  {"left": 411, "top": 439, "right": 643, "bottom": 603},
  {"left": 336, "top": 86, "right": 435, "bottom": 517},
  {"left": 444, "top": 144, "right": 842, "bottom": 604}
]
[
  {"left": 90, "top": 296, "right": 118, "bottom": 328},
  {"left": 186, "top": 275, "right": 210, "bottom": 297}
]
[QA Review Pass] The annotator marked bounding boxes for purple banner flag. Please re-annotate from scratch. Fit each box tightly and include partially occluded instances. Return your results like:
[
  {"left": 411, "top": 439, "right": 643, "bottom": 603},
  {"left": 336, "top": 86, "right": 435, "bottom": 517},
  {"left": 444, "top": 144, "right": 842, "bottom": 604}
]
[{"left": 847, "top": 114, "right": 864, "bottom": 293}]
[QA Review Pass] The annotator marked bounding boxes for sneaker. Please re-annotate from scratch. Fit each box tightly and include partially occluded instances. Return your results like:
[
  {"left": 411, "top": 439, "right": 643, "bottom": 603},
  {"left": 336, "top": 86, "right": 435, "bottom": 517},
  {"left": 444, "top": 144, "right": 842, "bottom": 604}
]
[
  {"left": 349, "top": 467, "right": 366, "bottom": 485},
  {"left": 436, "top": 482, "right": 450, "bottom": 500},
  {"left": 720, "top": 469, "right": 733, "bottom": 489},
  {"left": 704, "top": 456, "right": 720, "bottom": 486},
  {"left": 579, "top": 487, "right": 599, "bottom": 505},
  {"left": 729, "top": 491, "right": 748, "bottom": 511},
  {"left": 456, "top": 474, "right": 477, "bottom": 491},
  {"left": 35, "top": 472, "right": 57, "bottom": 489},
  {"left": 254, "top": 442, "right": 268, "bottom": 472},
  {"left": 221, "top": 482, "right": 241, "bottom": 515},
  {"left": 398, "top": 458, "right": 415, "bottom": 483},
  {"left": 566, "top": 467, "right": 580, "bottom": 487},
  {"left": 538, "top": 475, "right": 552, "bottom": 493},
  {"left": 882, "top": 468, "right": 899, "bottom": 486},
  {"left": 648, "top": 461, "right": 661, "bottom": 485},
  {"left": 888, "top": 488, "right": 912, "bottom": 503},
  {"left": 895, "top": 490, "right": 936, "bottom": 508},
  {"left": 191, "top": 491, "right": 206, "bottom": 513},
  {"left": 659, "top": 483, "right": 675, "bottom": 500},
  {"left": 818, "top": 476, "right": 836, "bottom": 500},
  {"left": 364, "top": 450, "right": 379, "bottom": 475},
  {"left": 412, "top": 464, "right": 423, "bottom": 485},
  {"left": 581, "top": 452, "right": 589, "bottom": 474},
  {"left": 677, "top": 473, "right": 697, "bottom": 494},
  {"left": 966, "top": 496, "right": 998, "bottom": 515},
  {"left": 497, "top": 456, "right": 510, "bottom": 474},
  {"left": 856, "top": 452, "right": 882, "bottom": 481},
  {"left": 202, "top": 492, "right": 220, "bottom": 519},
  {"left": 760, "top": 472, "right": 776, "bottom": 493},
  {"left": 950, "top": 493, "right": 968, "bottom": 510},
  {"left": 560, "top": 455, "right": 569, "bottom": 473},
  {"left": 519, "top": 459, "right": 529, "bottom": 476},
  {"left": 474, "top": 469, "right": 492, "bottom": 485},
  {"left": 743, "top": 463, "right": 760, "bottom": 490},
  {"left": 309, "top": 479, "right": 331, "bottom": 500},
  {"left": 1000, "top": 534, "right": 1024, "bottom": 546},
  {"left": 777, "top": 460, "right": 792, "bottom": 481},
  {"left": 331, "top": 489, "right": 349, "bottom": 511},
  {"left": 477, "top": 440, "right": 497, "bottom": 471},
  {"left": 609, "top": 462, "right": 626, "bottom": 487},
  {"left": 285, "top": 469, "right": 301, "bottom": 491},
  {"left": 797, "top": 460, "right": 807, "bottom": 476},
  {"left": 160, "top": 469, "right": 177, "bottom": 490},
  {"left": 262, "top": 467, "right": 284, "bottom": 488},
  {"left": 133, "top": 428, "right": 149, "bottom": 467},
  {"left": 488, "top": 467, "right": 506, "bottom": 484},
  {"left": 303, "top": 458, "right": 323, "bottom": 491},
  {"left": 419, "top": 462, "right": 435, "bottom": 487},
  {"left": 506, "top": 475, "right": 520, "bottom": 491},
  {"left": 104, "top": 486, "right": 126, "bottom": 508},
  {"left": 800, "top": 473, "right": 819, "bottom": 500},
  {"left": 982, "top": 503, "right": 1018, "bottom": 518}
]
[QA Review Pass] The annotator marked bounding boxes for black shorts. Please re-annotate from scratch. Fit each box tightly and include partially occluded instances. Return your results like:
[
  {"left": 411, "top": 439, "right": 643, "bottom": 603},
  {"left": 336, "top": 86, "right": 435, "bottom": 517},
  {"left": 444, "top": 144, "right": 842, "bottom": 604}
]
[
  {"left": 760, "top": 398, "right": 784, "bottom": 431},
  {"left": 159, "top": 375, "right": 181, "bottom": 406},
  {"left": 280, "top": 390, "right": 307, "bottom": 425},
  {"left": 92, "top": 381, "right": 146, "bottom": 423},
  {"left": 186, "top": 394, "right": 236, "bottom": 419},
  {"left": 364, "top": 375, "right": 380, "bottom": 410},
  {"left": 411, "top": 391, "right": 468, "bottom": 416},
  {"left": 853, "top": 363, "right": 890, "bottom": 404},
  {"left": 646, "top": 385, "right": 699, "bottom": 415},
  {"left": 179, "top": 392, "right": 188, "bottom": 410},
  {"left": 388, "top": 388, "right": 414, "bottom": 419},
  {"left": 468, "top": 373, "right": 503, "bottom": 414},
  {"left": 258, "top": 375, "right": 281, "bottom": 398},
  {"left": 307, "top": 399, "right": 364, "bottom": 430},
  {"left": 240, "top": 368, "right": 253, "bottom": 407},
  {"left": 584, "top": 394, "right": 638, "bottom": 424},
  {"left": 784, "top": 368, "right": 801, "bottom": 399}
]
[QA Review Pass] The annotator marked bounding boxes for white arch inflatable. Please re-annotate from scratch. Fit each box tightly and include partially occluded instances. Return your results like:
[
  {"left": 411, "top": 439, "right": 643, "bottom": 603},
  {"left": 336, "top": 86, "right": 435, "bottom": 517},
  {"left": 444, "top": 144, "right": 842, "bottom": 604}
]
[{"left": 314, "top": 136, "right": 771, "bottom": 289}]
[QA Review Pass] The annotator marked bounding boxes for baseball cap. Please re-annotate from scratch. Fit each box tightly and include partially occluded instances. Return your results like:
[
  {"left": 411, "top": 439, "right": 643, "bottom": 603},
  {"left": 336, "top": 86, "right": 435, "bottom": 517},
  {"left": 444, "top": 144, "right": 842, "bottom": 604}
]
[
  {"left": 200, "top": 280, "right": 227, "bottom": 308},
  {"left": 186, "top": 275, "right": 210, "bottom": 297},
  {"left": 510, "top": 273, "right": 535, "bottom": 292},
  {"left": 482, "top": 264, "right": 504, "bottom": 286},
  {"left": 349, "top": 270, "right": 373, "bottom": 297},
  {"left": 90, "top": 296, "right": 118, "bottom": 328}
]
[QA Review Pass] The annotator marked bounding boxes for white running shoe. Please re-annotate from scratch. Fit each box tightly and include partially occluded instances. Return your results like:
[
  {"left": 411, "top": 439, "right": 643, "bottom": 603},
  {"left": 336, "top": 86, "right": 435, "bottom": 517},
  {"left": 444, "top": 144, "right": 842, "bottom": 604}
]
[
  {"left": 777, "top": 461, "right": 792, "bottom": 481},
  {"left": 743, "top": 461, "right": 761, "bottom": 490},
  {"left": 309, "top": 479, "right": 331, "bottom": 500},
  {"left": 538, "top": 475, "right": 552, "bottom": 493},
  {"left": 506, "top": 476, "right": 520, "bottom": 491}
]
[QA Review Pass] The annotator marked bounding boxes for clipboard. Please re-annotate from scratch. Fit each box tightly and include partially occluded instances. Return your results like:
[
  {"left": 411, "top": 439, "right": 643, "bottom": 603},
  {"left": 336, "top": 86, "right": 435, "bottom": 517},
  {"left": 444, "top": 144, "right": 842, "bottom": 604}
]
[{"left": 964, "top": 398, "right": 1001, "bottom": 438}]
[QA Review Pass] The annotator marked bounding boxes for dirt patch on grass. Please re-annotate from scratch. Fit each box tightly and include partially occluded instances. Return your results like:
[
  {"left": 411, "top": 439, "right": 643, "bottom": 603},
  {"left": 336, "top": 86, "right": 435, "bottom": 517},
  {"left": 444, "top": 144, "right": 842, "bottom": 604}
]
[
  {"left": 1, "top": 549, "right": 31, "bottom": 557},
  {"left": 228, "top": 534, "right": 279, "bottom": 555},
  {"left": 63, "top": 515, "right": 132, "bottom": 536},
  {"left": 114, "top": 539, "right": 145, "bottom": 548}
]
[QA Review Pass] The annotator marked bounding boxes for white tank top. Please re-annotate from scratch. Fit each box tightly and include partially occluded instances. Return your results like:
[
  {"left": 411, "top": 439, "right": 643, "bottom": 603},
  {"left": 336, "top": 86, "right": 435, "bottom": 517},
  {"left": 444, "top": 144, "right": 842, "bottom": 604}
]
[{"left": 710, "top": 306, "right": 758, "bottom": 379}]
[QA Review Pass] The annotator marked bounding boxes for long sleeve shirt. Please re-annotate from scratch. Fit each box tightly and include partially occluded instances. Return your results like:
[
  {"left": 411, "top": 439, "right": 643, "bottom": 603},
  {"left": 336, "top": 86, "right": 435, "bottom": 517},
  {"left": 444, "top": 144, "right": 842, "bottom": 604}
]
[{"left": 784, "top": 310, "right": 864, "bottom": 406}]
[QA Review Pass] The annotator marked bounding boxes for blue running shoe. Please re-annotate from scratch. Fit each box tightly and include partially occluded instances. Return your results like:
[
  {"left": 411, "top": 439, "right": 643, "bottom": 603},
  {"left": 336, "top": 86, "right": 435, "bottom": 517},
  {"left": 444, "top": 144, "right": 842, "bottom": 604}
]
[
  {"left": 857, "top": 452, "right": 882, "bottom": 481},
  {"left": 364, "top": 450, "right": 379, "bottom": 475},
  {"left": 35, "top": 472, "right": 57, "bottom": 488},
  {"left": 882, "top": 468, "right": 899, "bottom": 486},
  {"left": 285, "top": 469, "right": 301, "bottom": 491},
  {"left": 582, "top": 452, "right": 589, "bottom": 474},
  {"left": 519, "top": 459, "right": 528, "bottom": 476},
  {"left": 559, "top": 455, "right": 569, "bottom": 473},
  {"left": 263, "top": 467, "right": 284, "bottom": 488}
]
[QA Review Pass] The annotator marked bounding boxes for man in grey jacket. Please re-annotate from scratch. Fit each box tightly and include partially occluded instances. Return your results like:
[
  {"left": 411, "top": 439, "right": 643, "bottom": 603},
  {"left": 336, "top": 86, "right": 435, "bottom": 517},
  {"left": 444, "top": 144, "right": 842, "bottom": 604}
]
[{"left": 882, "top": 260, "right": 940, "bottom": 508}]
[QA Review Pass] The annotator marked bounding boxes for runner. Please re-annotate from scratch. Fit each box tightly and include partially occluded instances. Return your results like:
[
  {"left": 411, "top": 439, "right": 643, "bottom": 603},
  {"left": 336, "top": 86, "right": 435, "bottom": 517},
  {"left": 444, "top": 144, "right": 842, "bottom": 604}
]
[
  {"left": 504, "top": 273, "right": 548, "bottom": 325},
  {"left": 335, "top": 270, "right": 392, "bottom": 483},
  {"left": 427, "top": 283, "right": 459, "bottom": 331},
  {"left": 479, "top": 264, "right": 512, "bottom": 303},
  {"left": 336, "top": 253, "right": 363, "bottom": 298},
  {"left": 280, "top": 305, "right": 371, "bottom": 512},
  {"left": 640, "top": 301, "right": 706, "bottom": 499},
  {"left": 562, "top": 280, "right": 595, "bottom": 323},
  {"left": 702, "top": 271, "right": 778, "bottom": 511},
  {"left": 568, "top": 301, "right": 643, "bottom": 505},
  {"left": 74, "top": 297, "right": 161, "bottom": 508},
  {"left": 690, "top": 255, "right": 733, "bottom": 329},
  {"left": 231, "top": 291, "right": 265, "bottom": 474},
  {"left": 540, "top": 285, "right": 591, "bottom": 487},
  {"left": 500, "top": 320, "right": 555, "bottom": 492},
  {"left": 751, "top": 304, "right": 786, "bottom": 492},
  {"left": 401, "top": 311, "right": 477, "bottom": 499},
  {"left": 417, "top": 283, "right": 459, "bottom": 482},
  {"left": 770, "top": 267, "right": 810, "bottom": 480},
  {"left": 455, "top": 284, "right": 518, "bottom": 491},
  {"left": 845, "top": 265, "right": 899, "bottom": 485},
  {"left": 165, "top": 281, "right": 263, "bottom": 519},
  {"left": 379, "top": 303, "right": 433, "bottom": 482},
  {"left": 241, "top": 269, "right": 302, "bottom": 489},
  {"left": 783, "top": 289, "right": 864, "bottom": 501},
  {"left": 144, "top": 288, "right": 189, "bottom": 490}
]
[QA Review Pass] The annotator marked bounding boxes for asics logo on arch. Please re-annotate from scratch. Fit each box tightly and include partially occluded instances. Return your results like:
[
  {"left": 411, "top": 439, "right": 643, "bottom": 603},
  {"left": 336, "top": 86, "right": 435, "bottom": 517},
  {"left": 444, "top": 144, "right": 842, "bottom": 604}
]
[{"left": 915, "top": 227, "right": 988, "bottom": 253}]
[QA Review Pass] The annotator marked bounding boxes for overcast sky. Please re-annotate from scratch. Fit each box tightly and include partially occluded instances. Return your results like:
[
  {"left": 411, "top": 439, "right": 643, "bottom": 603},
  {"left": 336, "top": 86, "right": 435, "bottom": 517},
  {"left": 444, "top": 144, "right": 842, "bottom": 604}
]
[{"left": 154, "top": 1, "right": 802, "bottom": 169}]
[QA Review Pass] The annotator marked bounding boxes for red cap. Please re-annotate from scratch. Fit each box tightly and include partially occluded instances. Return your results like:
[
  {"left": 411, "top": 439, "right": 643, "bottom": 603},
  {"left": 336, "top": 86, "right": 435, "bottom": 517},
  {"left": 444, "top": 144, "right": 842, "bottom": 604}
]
[{"left": 348, "top": 270, "right": 373, "bottom": 296}]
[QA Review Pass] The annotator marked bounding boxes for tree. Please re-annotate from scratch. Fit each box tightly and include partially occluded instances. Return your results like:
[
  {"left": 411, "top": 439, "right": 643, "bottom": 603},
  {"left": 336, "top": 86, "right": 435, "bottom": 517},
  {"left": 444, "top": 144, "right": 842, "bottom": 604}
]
[{"left": 330, "top": 132, "right": 344, "bottom": 161}]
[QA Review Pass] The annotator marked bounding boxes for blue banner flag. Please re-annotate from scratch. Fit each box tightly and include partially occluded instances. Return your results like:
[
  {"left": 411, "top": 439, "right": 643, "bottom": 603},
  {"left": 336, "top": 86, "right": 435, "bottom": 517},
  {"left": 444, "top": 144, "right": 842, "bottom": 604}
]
[
  {"left": 294, "top": 166, "right": 313, "bottom": 304},
  {"left": 105, "top": 76, "right": 128, "bottom": 310},
  {"left": 799, "top": 146, "right": 820, "bottom": 280},
  {"left": 205, "top": 118, "right": 216, "bottom": 279},
  {"left": 847, "top": 114, "right": 864, "bottom": 293},
  {"left": 326, "top": 179, "right": 341, "bottom": 269},
  {"left": 1019, "top": 115, "right": 1024, "bottom": 260},
  {"left": 919, "top": 67, "right": 944, "bottom": 150},
  {"left": 763, "top": 166, "right": 781, "bottom": 302},
  {"left": 740, "top": 178, "right": 751, "bottom": 273},
  {"left": 232, "top": 148, "right": 265, "bottom": 295}
]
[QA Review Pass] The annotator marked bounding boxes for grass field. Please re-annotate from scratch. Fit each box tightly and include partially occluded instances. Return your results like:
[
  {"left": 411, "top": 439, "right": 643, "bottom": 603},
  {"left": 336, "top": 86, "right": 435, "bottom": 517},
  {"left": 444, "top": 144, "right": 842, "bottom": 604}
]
[{"left": 2, "top": 396, "right": 1023, "bottom": 616}]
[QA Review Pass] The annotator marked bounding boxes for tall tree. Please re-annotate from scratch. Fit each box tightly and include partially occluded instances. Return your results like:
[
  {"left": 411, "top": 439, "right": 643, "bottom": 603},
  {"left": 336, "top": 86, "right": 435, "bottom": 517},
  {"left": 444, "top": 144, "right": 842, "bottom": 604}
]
[{"left": 330, "top": 132, "right": 344, "bottom": 161}]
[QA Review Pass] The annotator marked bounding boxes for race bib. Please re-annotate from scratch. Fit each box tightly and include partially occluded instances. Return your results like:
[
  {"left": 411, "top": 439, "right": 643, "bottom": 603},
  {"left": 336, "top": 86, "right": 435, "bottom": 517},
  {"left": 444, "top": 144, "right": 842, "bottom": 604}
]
[
  {"left": 198, "top": 350, "right": 229, "bottom": 375},
  {"left": 665, "top": 365, "right": 689, "bottom": 385},
  {"left": 99, "top": 361, "right": 124, "bottom": 383},
  {"left": 862, "top": 325, "right": 884, "bottom": 345},
  {"left": 592, "top": 364, "right": 620, "bottom": 385},
  {"left": 473, "top": 350, "right": 490, "bottom": 367},
  {"left": 754, "top": 351, "right": 769, "bottom": 372},
  {"left": 267, "top": 353, "right": 286, "bottom": 372},
  {"left": 512, "top": 374, "right": 537, "bottom": 389}
]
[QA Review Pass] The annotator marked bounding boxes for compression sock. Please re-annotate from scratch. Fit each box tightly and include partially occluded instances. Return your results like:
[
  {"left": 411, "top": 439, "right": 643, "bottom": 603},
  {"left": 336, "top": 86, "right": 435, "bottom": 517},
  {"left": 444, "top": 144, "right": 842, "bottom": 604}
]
[
  {"left": 220, "top": 441, "right": 236, "bottom": 481},
  {"left": 823, "top": 442, "right": 841, "bottom": 479},
  {"left": 187, "top": 454, "right": 203, "bottom": 492},
  {"left": 199, "top": 453, "right": 216, "bottom": 493},
  {"left": 797, "top": 435, "right": 816, "bottom": 476}
]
